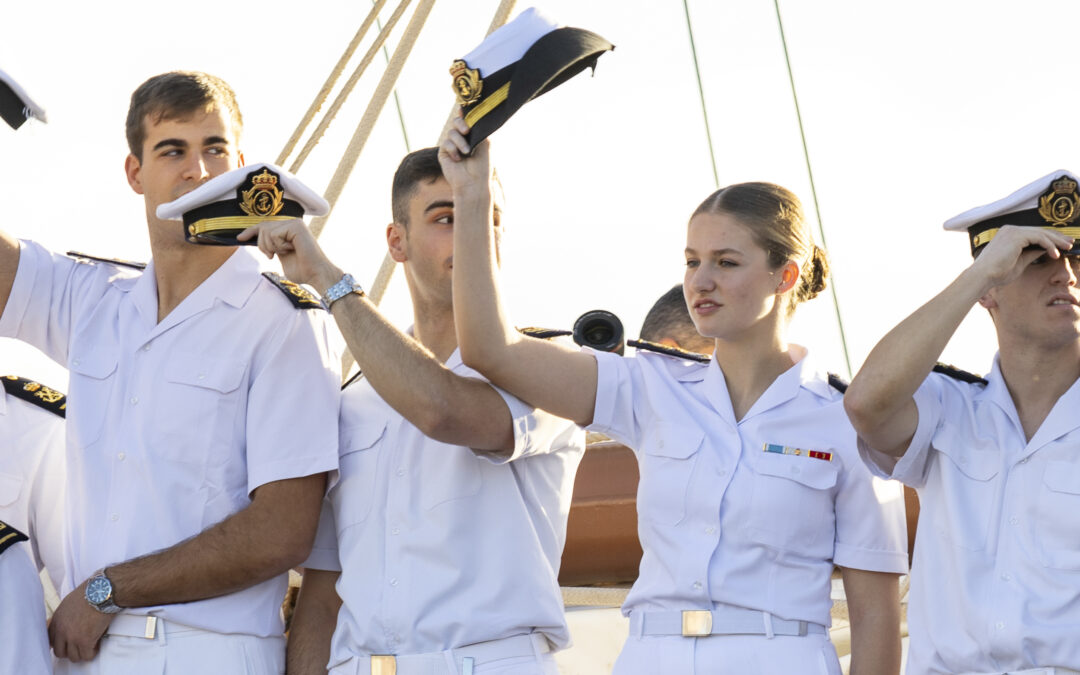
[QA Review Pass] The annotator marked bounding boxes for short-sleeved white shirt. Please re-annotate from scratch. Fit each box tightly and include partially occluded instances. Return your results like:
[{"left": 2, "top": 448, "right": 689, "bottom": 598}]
[
  {"left": 304, "top": 348, "right": 584, "bottom": 663},
  {"left": 590, "top": 348, "right": 908, "bottom": 627},
  {"left": 0, "top": 387, "right": 66, "bottom": 590},
  {"left": 0, "top": 542, "right": 51, "bottom": 675},
  {"left": 0, "top": 240, "right": 341, "bottom": 637},
  {"left": 860, "top": 357, "right": 1080, "bottom": 674}
]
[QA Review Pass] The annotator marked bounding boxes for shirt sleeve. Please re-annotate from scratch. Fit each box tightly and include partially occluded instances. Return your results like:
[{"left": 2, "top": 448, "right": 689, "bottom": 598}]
[
  {"left": 302, "top": 497, "right": 341, "bottom": 572},
  {"left": 857, "top": 376, "right": 945, "bottom": 489},
  {"left": 0, "top": 240, "right": 111, "bottom": 365},
  {"left": 245, "top": 307, "right": 341, "bottom": 495},
  {"left": 833, "top": 437, "right": 909, "bottom": 573},
  {"left": 588, "top": 349, "right": 649, "bottom": 450},
  {"left": 473, "top": 380, "right": 584, "bottom": 465}
]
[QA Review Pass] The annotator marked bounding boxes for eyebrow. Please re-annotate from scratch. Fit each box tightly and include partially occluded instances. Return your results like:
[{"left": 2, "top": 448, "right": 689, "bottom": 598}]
[
  {"left": 151, "top": 135, "right": 231, "bottom": 153},
  {"left": 424, "top": 200, "right": 454, "bottom": 214},
  {"left": 685, "top": 247, "right": 743, "bottom": 256}
]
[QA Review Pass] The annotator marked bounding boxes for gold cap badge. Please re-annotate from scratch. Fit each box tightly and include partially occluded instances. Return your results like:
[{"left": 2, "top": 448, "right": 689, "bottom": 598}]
[
  {"left": 240, "top": 169, "right": 285, "bottom": 218},
  {"left": 1038, "top": 175, "right": 1080, "bottom": 227},
  {"left": 450, "top": 60, "right": 483, "bottom": 106}
]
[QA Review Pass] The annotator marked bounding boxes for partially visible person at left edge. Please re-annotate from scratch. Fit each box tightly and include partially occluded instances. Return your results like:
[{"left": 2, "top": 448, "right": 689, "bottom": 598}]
[{"left": 0, "top": 71, "right": 341, "bottom": 673}]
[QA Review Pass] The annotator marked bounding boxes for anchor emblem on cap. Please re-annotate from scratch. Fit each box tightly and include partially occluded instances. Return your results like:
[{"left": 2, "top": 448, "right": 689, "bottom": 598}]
[{"left": 1038, "top": 175, "right": 1080, "bottom": 226}]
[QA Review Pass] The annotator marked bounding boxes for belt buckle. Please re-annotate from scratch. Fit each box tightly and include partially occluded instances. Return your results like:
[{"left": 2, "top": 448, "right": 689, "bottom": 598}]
[
  {"left": 681, "top": 610, "right": 713, "bottom": 637},
  {"left": 143, "top": 616, "right": 157, "bottom": 639},
  {"left": 370, "top": 655, "right": 396, "bottom": 675}
]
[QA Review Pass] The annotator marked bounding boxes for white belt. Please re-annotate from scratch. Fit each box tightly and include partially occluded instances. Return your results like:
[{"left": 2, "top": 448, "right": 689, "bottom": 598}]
[
  {"left": 340, "top": 633, "right": 551, "bottom": 675},
  {"left": 105, "top": 614, "right": 202, "bottom": 639},
  {"left": 630, "top": 607, "right": 826, "bottom": 638}
]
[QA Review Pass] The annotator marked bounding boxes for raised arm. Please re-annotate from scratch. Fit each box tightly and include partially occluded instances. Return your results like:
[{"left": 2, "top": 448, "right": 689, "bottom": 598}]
[
  {"left": 844, "top": 226, "right": 1072, "bottom": 456},
  {"left": 0, "top": 231, "right": 20, "bottom": 318},
  {"left": 441, "top": 118, "right": 598, "bottom": 426}
]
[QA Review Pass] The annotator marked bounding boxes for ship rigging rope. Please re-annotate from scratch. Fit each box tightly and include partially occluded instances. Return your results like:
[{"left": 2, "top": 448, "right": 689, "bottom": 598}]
[
  {"left": 275, "top": 0, "right": 390, "bottom": 167},
  {"left": 772, "top": 0, "right": 854, "bottom": 378},
  {"left": 681, "top": 0, "right": 720, "bottom": 189}
]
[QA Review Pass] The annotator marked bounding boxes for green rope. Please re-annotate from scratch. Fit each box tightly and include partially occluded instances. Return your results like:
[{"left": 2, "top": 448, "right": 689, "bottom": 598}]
[
  {"left": 681, "top": 0, "right": 719, "bottom": 189},
  {"left": 374, "top": 1, "right": 413, "bottom": 153},
  {"left": 773, "top": 0, "right": 853, "bottom": 378}
]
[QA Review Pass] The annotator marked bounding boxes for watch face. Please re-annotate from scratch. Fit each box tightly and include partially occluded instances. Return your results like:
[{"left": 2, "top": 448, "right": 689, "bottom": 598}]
[{"left": 86, "top": 576, "right": 112, "bottom": 605}]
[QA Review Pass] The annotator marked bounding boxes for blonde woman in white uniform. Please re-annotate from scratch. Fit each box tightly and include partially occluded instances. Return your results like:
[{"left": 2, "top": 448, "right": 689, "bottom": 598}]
[{"left": 439, "top": 120, "right": 908, "bottom": 675}]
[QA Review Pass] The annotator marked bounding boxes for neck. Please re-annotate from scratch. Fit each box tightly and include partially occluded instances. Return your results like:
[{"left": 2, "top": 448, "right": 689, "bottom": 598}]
[
  {"left": 410, "top": 296, "right": 458, "bottom": 363},
  {"left": 712, "top": 320, "right": 796, "bottom": 420},
  {"left": 997, "top": 336, "right": 1080, "bottom": 440},
  {"left": 151, "top": 238, "right": 234, "bottom": 323}
]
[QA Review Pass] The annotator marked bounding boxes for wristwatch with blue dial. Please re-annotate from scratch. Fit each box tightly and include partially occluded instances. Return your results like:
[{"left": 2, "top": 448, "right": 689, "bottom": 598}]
[{"left": 85, "top": 570, "right": 122, "bottom": 614}]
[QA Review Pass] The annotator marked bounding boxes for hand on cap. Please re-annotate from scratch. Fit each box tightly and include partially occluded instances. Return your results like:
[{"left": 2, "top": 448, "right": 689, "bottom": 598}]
[
  {"left": 437, "top": 111, "right": 494, "bottom": 199},
  {"left": 971, "top": 224, "right": 1074, "bottom": 290},
  {"left": 237, "top": 219, "right": 343, "bottom": 291}
]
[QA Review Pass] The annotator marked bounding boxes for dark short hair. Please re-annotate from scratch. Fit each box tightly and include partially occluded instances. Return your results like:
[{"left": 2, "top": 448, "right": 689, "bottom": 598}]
[
  {"left": 391, "top": 147, "right": 443, "bottom": 226},
  {"left": 125, "top": 71, "right": 243, "bottom": 161},
  {"left": 639, "top": 284, "right": 711, "bottom": 353}
]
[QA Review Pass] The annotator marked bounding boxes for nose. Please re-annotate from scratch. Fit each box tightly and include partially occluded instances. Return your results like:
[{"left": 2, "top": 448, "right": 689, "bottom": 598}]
[
  {"left": 181, "top": 155, "right": 209, "bottom": 182},
  {"left": 686, "top": 262, "right": 715, "bottom": 293},
  {"left": 1049, "top": 254, "right": 1080, "bottom": 286}
]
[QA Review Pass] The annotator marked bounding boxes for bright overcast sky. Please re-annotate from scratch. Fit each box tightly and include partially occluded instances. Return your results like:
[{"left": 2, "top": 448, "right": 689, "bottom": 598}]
[{"left": 3, "top": 0, "right": 1079, "bottom": 391}]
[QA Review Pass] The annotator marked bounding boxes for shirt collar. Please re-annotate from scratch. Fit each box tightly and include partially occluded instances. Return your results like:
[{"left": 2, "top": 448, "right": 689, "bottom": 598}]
[
  {"left": 704, "top": 345, "right": 826, "bottom": 424},
  {"left": 983, "top": 352, "right": 1080, "bottom": 454}
]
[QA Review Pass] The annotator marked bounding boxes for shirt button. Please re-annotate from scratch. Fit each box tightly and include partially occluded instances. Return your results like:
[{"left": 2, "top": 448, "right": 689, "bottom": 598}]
[
  {"left": 110, "top": 514, "right": 119, "bottom": 522},
  {"left": 396, "top": 468, "right": 405, "bottom": 477},
  {"left": 1019, "top": 457, "right": 1029, "bottom": 464},
  {"left": 72, "top": 359, "right": 80, "bottom": 367},
  {"left": 705, "top": 527, "right": 716, "bottom": 535},
  {"left": 692, "top": 581, "right": 703, "bottom": 590},
  {"left": 117, "top": 452, "right": 126, "bottom": 461},
  {"left": 996, "top": 621, "right": 1005, "bottom": 630},
  {"left": 130, "top": 396, "right": 139, "bottom": 405},
  {"left": 790, "top": 466, "right": 801, "bottom": 475},
  {"left": 718, "top": 469, "right": 727, "bottom": 477},
  {"left": 391, "top": 528, "right": 400, "bottom": 536},
  {"left": 1009, "top": 516, "right": 1019, "bottom": 526},
  {"left": 142, "top": 344, "right": 152, "bottom": 352},
  {"left": 1001, "top": 573, "right": 1011, "bottom": 581},
  {"left": 197, "top": 373, "right": 206, "bottom": 380},
  {"left": 389, "top": 578, "right": 399, "bottom": 587}
]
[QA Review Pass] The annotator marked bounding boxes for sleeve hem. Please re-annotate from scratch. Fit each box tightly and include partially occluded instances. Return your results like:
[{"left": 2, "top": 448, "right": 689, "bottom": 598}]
[{"left": 833, "top": 543, "right": 909, "bottom": 574}]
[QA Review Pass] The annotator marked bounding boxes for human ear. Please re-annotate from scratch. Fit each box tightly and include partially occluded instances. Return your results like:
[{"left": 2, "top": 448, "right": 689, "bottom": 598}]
[
  {"left": 124, "top": 154, "right": 143, "bottom": 195},
  {"left": 387, "top": 222, "right": 408, "bottom": 263},
  {"left": 775, "top": 260, "right": 799, "bottom": 293},
  {"left": 977, "top": 292, "right": 998, "bottom": 310}
]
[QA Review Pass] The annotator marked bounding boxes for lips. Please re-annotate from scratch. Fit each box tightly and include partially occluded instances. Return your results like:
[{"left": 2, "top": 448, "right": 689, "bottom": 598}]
[
  {"left": 1048, "top": 294, "right": 1080, "bottom": 307},
  {"left": 693, "top": 299, "right": 721, "bottom": 315}
]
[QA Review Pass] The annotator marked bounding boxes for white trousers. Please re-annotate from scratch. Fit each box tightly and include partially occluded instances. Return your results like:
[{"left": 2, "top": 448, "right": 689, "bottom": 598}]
[
  {"left": 612, "top": 632, "right": 842, "bottom": 675},
  {"left": 53, "top": 618, "right": 284, "bottom": 675},
  {"left": 329, "top": 634, "right": 559, "bottom": 675}
]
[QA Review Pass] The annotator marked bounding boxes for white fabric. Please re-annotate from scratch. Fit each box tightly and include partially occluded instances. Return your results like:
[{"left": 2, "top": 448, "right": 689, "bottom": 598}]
[
  {"left": 304, "top": 347, "right": 584, "bottom": 663},
  {"left": 0, "top": 388, "right": 66, "bottom": 590},
  {"left": 0, "top": 240, "right": 341, "bottom": 637},
  {"left": 0, "top": 545, "right": 52, "bottom": 675},
  {"left": 461, "top": 7, "right": 559, "bottom": 76},
  {"left": 943, "top": 169, "right": 1079, "bottom": 231},
  {"left": 0, "top": 68, "right": 47, "bottom": 122},
  {"left": 860, "top": 357, "right": 1080, "bottom": 674},
  {"left": 588, "top": 349, "right": 907, "bottom": 635},
  {"left": 53, "top": 620, "right": 285, "bottom": 675},
  {"left": 155, "top": 161, "right": 330, "bottom": 220},
  {"left": 613, "top": 631, "right": 842, "bottom": 675},
  {"left": 327, "top": 634, "right": 557, "bottom": 675}
]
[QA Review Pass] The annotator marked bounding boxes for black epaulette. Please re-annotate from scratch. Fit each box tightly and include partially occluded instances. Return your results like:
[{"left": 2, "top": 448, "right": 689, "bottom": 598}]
[
  {"left": 0, "top": 520, "right": 28, "bottom": 556},
  {"left": 519, "top": 327, "right": 573, "bottom": 340},
  {"left": 341, "top": 369, "right": 365, "bottom": 390},
  {"left": 65, "top": 251, "right": 147, "bottom": 270},
  {"left": 262, "top": 272, "right": 326, "bottom": 310},
  {"left": 627, "top": 338, "right": 711, "bottom": 363},
  {"left": 932, "top": 362, "right": 988, "bottom": 385},
  {"left": 828, "top": 373, "right": 849, "bottom": 394},
  {"left": 2, "top": 375, "right": 66, "bottom": 417}
]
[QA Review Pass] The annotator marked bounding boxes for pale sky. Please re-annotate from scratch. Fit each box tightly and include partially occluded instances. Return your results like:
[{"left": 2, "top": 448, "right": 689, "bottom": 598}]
[{"left": 3, "top": 0, "right": 1078, "bottom": 392}]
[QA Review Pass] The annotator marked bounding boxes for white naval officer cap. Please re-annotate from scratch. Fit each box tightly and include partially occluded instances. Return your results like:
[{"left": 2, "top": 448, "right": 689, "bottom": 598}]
[
  {"left": 0, "top": 69, "right": 46, "bottom": 130},
  {"left": 450, "top": 6, "right": 613, "bottom": 147},
  {"left": 156, "top": 162, "right": 329, "bottom": 247},
  {"left": 944, "top": 169, "right": 1080, "bottom": 257}
]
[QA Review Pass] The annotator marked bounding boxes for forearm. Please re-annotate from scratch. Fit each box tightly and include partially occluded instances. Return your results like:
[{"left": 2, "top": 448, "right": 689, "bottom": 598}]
[
  {"left": 286, "top": 569, "right": 341, "bottom": 675},
  {"left": 842, "top": 569, "right": 901, "bottom": 675},
  {"left": 0, "top": 230, "right": 20, "bottom": 318},
  {"left": 106, "top": 474, "right": 326, "bottom": 608}
]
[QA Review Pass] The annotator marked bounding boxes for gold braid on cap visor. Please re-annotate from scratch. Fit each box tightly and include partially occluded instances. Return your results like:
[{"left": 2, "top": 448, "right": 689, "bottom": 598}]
[
  {"left": 187, "top": 215, "right": 298, "bottom": 237},
  {"left": 972, "top": 226, "right": 1080, "bottom": 249},
  {"left": 465, "top": 83, "right": 510, "bottom": 127}
]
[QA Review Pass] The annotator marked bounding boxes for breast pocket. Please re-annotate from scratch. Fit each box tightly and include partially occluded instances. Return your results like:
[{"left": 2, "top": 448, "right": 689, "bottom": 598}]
[
  {"left": 929, "top": 435, "right": 999, "bottom": 551},
  {"left": 67, "top": 350, "right": 118, "bottom": 449},
  {"left": 153, "top": 357, "right": 245, "bottom": 465},
  {"left": 1037, "top": 460, "right": 1080, "bottom": 569},
  {"left": 747, "top": 451, "right": 839, "bottom": 555},
  {"left": 332, "top": 421, "right": 387, "bottom": 529},
  {"left": 0, "top": 472, "right": 23, "bottom": 511},
  {"left": 637, "top": 423, "right": 705, "bottom": 526},
  {"left": 420, "top": 444, "right": 484, "bottom": 511}
]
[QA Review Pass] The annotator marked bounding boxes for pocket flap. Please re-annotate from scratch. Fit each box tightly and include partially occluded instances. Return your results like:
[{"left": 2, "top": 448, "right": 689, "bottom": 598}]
[
  {"left": 164, "top": 357, "right": 245, "bottom": 393},
  {"left": 1044, "top": 460, "right": 1080, "bottom": 494},
  {"left": 755, "top": 450, "right": 839, "bottom": 490},
  {"left": 69, "top": 351, "right": 117, "bottom": 380},
  {"left": 935, "top": 441, "right": 999, "bottom": 481},
  {"left": 641, "top": 423, "right": 704, "bottom": 459},
  {"left": 0, "top": 472, "right": 22, "bottom": 506},
  {"left": 340, "top": 420, "right": 387, "bottom": 455}
]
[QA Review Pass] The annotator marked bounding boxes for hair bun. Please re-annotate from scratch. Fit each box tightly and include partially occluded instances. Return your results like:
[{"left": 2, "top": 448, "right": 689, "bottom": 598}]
[{"left": 799, "top": 244, "right": 829, "bottom": 302}]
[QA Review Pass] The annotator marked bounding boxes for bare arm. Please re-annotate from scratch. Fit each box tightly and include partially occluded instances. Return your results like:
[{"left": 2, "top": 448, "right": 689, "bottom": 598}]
[
  {"left": 841, "top": 567, "right": 902, "bottom": 675},
  {"left": 286, "top": 569, "right": 342, "bottom": 675},
  {"left": 239, "top": 220, "right": 515, "bottom": 451},
  {"left": 844, "top": 226, "right": 1072, "bottom": 456},
  {"left": 0, "top": 231, "right": 20, "bottom": 319},
  {"left": 441, "top": 118, "right": 598, "bottom": 427},
  {"left": 50, "top": 473, "right": 326, "bottom": 661}
]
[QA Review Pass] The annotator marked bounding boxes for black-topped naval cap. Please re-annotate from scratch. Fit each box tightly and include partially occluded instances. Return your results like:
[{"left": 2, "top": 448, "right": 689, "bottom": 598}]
[
  {"left": 0, "top": 69, "right": 46, "bottom": 130},
  {"left": 944, "top": 170, "right": 1080, "bottom": 257},
  {"left": 156, "top": 162, "right": 330, "bottom": 246},
  {"left": 450, "top": 7, "right": 613, "bottom": 147}
]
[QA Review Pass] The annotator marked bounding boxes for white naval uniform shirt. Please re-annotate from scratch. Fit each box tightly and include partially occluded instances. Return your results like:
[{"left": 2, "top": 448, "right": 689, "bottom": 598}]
[
  {"left": 0, "top": 543, "right": 51, "bottom": 675},
  {"left": 0, "top": 240, "right": 341, "bottom": 637},
  {"left": 860, "top": 356, "right": 1080, "bottom": 674},
  {"left": 0, "top": 388, "right": 66, "bottom": 589},
  {"left": 304, "top": 347, "right": 584, "bottom": 663},
  {"left": 589, "top": 348, "right": 908, "bottom": 627}
]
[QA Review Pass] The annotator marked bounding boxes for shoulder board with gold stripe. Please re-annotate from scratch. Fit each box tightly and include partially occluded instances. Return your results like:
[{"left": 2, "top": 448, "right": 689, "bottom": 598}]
[
  {"left": 627, "top": 338, "right": 711, "bottom": 363},
  {"left": 65, "top": 251, "right": 147, "bottom": 270},
  {"left": 828, "top": 373, "right": 849, "bottom": 394},
  {"left": 262, "top": 272, "right": 326, "bottom": 310},
  {"left": 0, "top": 520, "right": 28, "bottom": 556},
  {"left": 519, "top": 326, "right": 573, "bottom": 340},
  {"left": 932, "top": 362, "right": 988, "bottom": 386},
  {"left": 2, "top": 375, "right": 66, "bottom": 417}
]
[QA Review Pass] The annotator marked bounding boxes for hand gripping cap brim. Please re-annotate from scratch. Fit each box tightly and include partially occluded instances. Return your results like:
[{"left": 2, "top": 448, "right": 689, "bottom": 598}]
[
  {"left": 155, "top": 162, "right": 330, "bottom": 247},
  {"left": 463, "top": 27, "right": 614, "bottom": 147}
]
